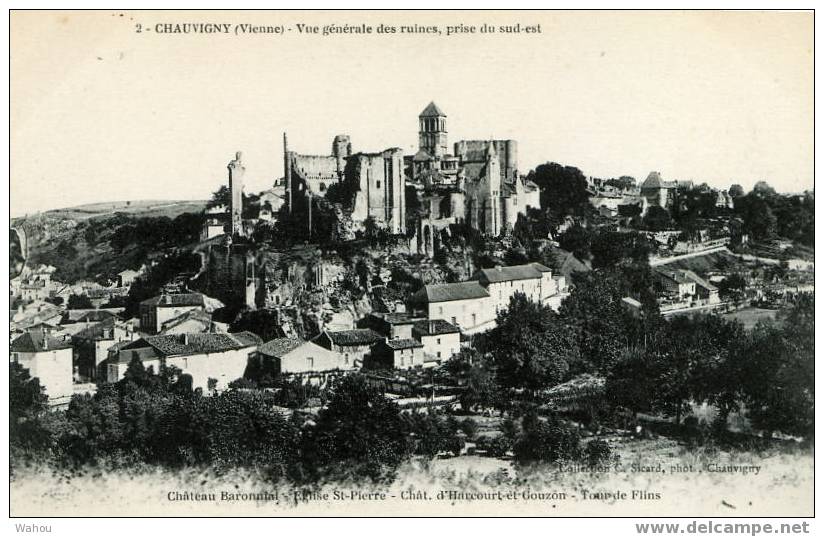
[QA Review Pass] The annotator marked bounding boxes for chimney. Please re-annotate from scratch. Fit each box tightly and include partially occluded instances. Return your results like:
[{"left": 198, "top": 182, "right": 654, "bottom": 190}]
[
  {"left": 429, "top": 320, "right": 436, "bottom": 333},
  {"left": 42, "top": 328, "right": 49, "bottom": 351},
  {"left": 496, "top": 265, "right": 502, "bottom": 271}
]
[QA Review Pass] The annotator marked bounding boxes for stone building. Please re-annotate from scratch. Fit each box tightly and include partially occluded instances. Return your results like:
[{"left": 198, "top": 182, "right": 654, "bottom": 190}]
[
  {"left": 284, "top": 133, "right": 406, "bottom": 234},
  {"left": 228, "top": 152, "right": 245, "bottom": 236},
  {"left": 640, "top": 171, "right": 678, "bottom": 209},
  {"left": 406, "top": 102, "right": 539, "bottom": 244},
  {"left": 11, "top": 330, "right": 74, "bottom": 403}
]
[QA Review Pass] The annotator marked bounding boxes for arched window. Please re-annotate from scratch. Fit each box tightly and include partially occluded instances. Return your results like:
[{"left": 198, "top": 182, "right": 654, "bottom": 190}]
[{"left": 319, "top": 182, "right": 326, "bottom": 192}]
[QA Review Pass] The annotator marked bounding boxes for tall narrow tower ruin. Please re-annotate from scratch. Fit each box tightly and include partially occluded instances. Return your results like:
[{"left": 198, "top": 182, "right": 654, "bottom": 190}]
[{"left": 228, "top": 151, "right": 244, "bottom": 236}]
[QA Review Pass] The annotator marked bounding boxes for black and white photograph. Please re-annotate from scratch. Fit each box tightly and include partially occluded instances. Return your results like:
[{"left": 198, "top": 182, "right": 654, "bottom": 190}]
[{"left": 7, "top": 8, "right": 815, "bottom": 522}]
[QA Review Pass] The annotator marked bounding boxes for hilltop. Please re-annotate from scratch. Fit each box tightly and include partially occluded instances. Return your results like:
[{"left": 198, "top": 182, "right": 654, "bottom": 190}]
[{"left": 10, "top": 199, "right": 208, "bottom": 283}]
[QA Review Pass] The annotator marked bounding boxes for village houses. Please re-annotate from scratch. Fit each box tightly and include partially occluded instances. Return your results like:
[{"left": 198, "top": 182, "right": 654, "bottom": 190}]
[
  {"left": 112, "top": 332, "right": 262, "bottom": 392},
  {"left": 11, "top": 330, "right": 74, "bottom": 403}
]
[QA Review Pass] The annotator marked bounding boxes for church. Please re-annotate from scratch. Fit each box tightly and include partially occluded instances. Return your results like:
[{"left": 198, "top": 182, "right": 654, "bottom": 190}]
[
  {"left": 280, "top": 101, "right": 540, "bottom": 245},
  {"left": 406, "top": 102, "right": 540, "bottom": 244}
]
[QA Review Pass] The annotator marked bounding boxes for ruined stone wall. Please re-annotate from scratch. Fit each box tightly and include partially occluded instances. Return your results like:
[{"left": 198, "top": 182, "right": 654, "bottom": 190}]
[{"left": 454, "top": 140, "right": 518, "bottom": 181}]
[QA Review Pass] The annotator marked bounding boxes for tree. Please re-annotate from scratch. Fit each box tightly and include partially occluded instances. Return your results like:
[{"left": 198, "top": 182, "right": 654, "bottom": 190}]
[
  {"left": 445, "top": 349, "right": 500, "bottom": 412},
  {"left": 717, "top": 274, "right": 747, "bottom": 302},
  {"left": 513, "top": 411, "right": 581, "bottom": 464},
  {"left": 734, "top": 194, "right": 777, "bottom": 240},
  {"left": 67, "top": 293, "right": 94, "bottom": 309},
  {"left": 752, "top": 181, "right": 777, "bottom": 198},
  {"left": 643, "top": 206, "right": 673, "bottom": 231},
  {"left": 729, "top": 184, "right": 745, "bottom": 198},
  {"left": 590, "top": 230, "right": 654, "bottom": 269},
  {"left": 557, "top": 224, "right": 592, "bottom": 260},
  {"left": 605, "top": 347, "right": 660, "bottom": 418},
  {"left": 738, "top": 297, "right": 814, "bottom": 438},
  {"left": 605, "top": 176, "right": 636, "bottom": 191},
  {"left": 559, "top": 270, "right": 641, "bottom": 373},
  {"left": 527, "top": 163, "right": 591, "bottom": 217},
  {"left": 300, "top": 375, "right": 410, "bottom": 480},
  {"left": 488, "top": 293, "right": 576, "bottom": 392}
]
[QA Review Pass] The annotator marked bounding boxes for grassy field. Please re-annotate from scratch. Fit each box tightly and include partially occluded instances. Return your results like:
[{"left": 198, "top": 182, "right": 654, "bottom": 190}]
[
  {"left": 11, "top": 437, "right": 812, "bottom": 517},
  {"left": 723, "top": 307, "right": 779, "bottom": 330}
]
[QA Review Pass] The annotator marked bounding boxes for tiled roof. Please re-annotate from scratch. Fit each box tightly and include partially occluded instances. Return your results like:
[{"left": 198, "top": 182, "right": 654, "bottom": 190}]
[
  {"left": 419, "top": 101, "right": 446, "bottom": 117},
  {"left": 656, "top": 269, "right": 692, "bottom": 284},
  {"left": 474, "top": 264, "right": 542, "bottom": 284},
  {"left": 682, "top": 270, "right": 718, "bottom": 292},
  {"left": 369, "top": 312, "right": 416, "bottom": 325},
  {"left": 11, "top": 331, "right": 73, "bottom": 352},
  {"left": 257, "top": 337, "right": 305, "bottom": 358},
  {"left": 413, "top": 282, "right": 489, "bottom": 303},
  {"left": 641, "top": 171, "right": 677, "bottom": 190},
  {"left": 73, "top": 317, "right": 120, "bottom": 341},
  {"left": 383, "top": 338, "right": 423, "bottom": 350},
  {"left": 122, "top": 332, "right": 259, "bottom": 357},
  {"left": 61, "top": 308, "right": 123, "bottom": 323},
  {"left": 324, "top": 328, "right": 383, "bottom": 346},
  {"left": 140, "top": 293, "right": 205, "bottom": 308},
  {"left": 230, "top": 331, "right": 264, "bottom": 347},
  {"left": 412, "top": 319, "right": 461, "bottom": 337}
]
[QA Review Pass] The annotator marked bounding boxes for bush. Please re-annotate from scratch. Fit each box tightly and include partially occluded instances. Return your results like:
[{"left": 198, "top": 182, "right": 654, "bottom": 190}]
[
  {"left": 513, "top": 412, "right": 581, "bottom": 464},
  {"left": 477, "top": 435, "right": 512, "bottom": 458},
  {"left": 584, "top": 438, "right": 612, "bottom": 466},
  {"left": 458, "top": 417, "right": 479, "bottom": 440}
]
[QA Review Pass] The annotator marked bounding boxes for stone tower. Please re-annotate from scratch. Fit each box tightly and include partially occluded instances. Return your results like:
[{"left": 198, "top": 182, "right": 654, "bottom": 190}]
[
  {"left": 419, "top": 101, "right": 448, "bottom": 157},
  {"left": 228, "top": 151, "right": 244, "bottom": 236},
  {"left": 332, "top": 134, "right": 352, "bottom": 177}
]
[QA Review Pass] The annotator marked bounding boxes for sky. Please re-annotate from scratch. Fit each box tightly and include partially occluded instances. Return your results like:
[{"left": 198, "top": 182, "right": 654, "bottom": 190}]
[{"left": 10, "top": 10, "right": 813, "bottom": 216}]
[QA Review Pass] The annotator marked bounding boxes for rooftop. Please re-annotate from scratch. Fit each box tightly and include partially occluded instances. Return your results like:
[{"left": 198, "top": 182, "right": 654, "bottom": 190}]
[
  {"left": 419, "top": 101, "right": 446, "bottom": 118},
  {"left": 412, "top": 319, "right": 461, "bottom": 336},
  {"left": 382, "top": 338, "right": 424, "bottom": 350},
  {"left": 121, "top": 331, "right": 261, "bottom": 357},
  {"left": 11, "top": 331, "right": 73, "bottom": 353},
  {"left": 413, "top": 281, "right": 490, "bottom": 303},
  {"left": 323, "top": 328, "right": 383, "bottom": 346},
  {"left": 141, "top": 293, "right": 206, "bottom": 308},
  {"left": 473, "top": 263, "right": 548, "bottom": 284},
  {"left": 257, "top": 337, "right": 306, "bottom": 358}
]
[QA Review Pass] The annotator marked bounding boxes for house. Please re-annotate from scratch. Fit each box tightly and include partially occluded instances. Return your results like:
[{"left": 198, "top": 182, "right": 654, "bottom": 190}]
[
  {"left": 683, "top": 271, "right": 720, "bottom": 305},
  {"left": 471, "top": 262, "right": 558, "bottom": 314},
  {"left": 255, "top": 337, "right": 351, "bottom": 375},
  {"left": 313, "top": 328, "right": 383, "bottom": 367},
  {"left": 640, "top": 171, "right": 678, "bottom": 209},
  {"left": 412, "top": 319, "right": 461, "bottom": 363},
  {"left": 655, "top": 268, "right": 696, "bottom": 301},
  {"left": 368, "top": 338, "right": 425, "bottom": 370},
  {"left": 112, "top": 332, "right": 261, "bottom": 392},
  {"left": 117, "top": 269, "right": 140, "bottom": 288},
  {"left": 410, "top": 281, "right": 494, "bottom": 334},
  {"left": 72, "top": 317, "right": 137, "bottom": 382},
  {"left": 139, "top": 293, "right": 210, "bottom": 334},
  {"left": 357, "top": 312, "right": 419, "bottom": 340},
  {"left": 654, "top": 268, "right": 721, "bottom": 310},
  {"left": 10, "top": 330, "right": 74, "bottom": 402}
]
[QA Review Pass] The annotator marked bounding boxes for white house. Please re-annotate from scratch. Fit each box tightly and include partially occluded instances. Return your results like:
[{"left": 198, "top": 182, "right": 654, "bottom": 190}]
[
  {"left": 11, "top": 330, "right": 74, "bottom": 403},
  {"left": 139, "top": 293, "right": 217, "bottom": 334},
  {"left": 412, "top": 319, "right": 461, "bottom": 363},
  {"left": 471, "top": 263, "right": 558, "bottom": 314},
  {"left": 113, "top": 332, "right": 261, "bottom": 392},
  {"left": 256, "top": 337, "right": 350, "bottom": 375},
  {"left": 411, "top": 281, "right": 495, "bottom": 334}
]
